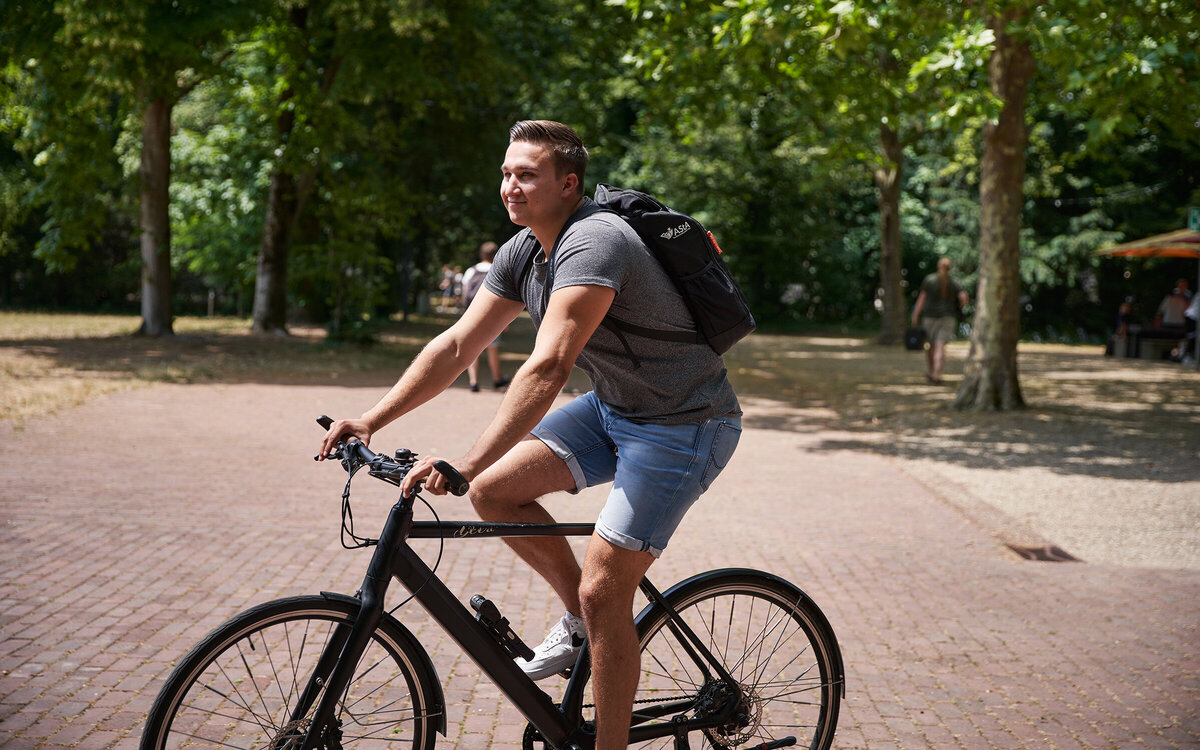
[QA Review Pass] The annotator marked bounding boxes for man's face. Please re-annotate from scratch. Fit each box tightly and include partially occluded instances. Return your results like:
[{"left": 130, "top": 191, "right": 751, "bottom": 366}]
[{"left": 500, "top": 141, "right": 568, "bottom": 228}]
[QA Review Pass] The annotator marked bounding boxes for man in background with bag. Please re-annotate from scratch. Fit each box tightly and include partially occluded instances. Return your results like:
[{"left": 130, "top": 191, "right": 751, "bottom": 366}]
[
  {"left": 912, "top": 257, "right": 969, "bottom": 384},
  {"left": 459, "top": 240, "right": 510, "bottom": 392}
]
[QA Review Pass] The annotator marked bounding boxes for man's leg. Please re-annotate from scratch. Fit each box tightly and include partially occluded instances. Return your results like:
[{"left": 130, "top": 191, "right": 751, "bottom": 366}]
[
  {"left": 486, "top": 344, "right": 503, "bottom": 383},
  {"left": 924, "top": 333, "right": 935, "bottom": 380},
  {"left": 469, "top": 437, "right": 583, "bottom": 613},
  {"left": 931, "top": 339, "right": 947, "bottom": 381},
  {"left": 578, "top": 535, "right": 655, "bottom": 750},
  {"left": 467, "top": 357, "right": 481, "bottom": 390}
]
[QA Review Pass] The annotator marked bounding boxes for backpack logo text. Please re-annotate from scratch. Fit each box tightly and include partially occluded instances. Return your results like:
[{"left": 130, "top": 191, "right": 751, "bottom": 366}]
[{"left": 660, "top": 223, "right": 692, "bottom": 241}]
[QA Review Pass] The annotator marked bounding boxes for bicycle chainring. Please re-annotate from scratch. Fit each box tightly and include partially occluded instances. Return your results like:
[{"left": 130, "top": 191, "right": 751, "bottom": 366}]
[{"left": 521, "top": 722, "right": 549, "bottom": 750}]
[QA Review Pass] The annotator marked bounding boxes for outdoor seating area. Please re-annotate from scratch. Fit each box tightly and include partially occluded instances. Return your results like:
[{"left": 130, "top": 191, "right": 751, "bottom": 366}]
[
  {"left": 1112, "top": 324, "right": 1196, "bottom": 362},
  {"left": 1098, "top": 225, "right": 1200, "bottom": 366}
]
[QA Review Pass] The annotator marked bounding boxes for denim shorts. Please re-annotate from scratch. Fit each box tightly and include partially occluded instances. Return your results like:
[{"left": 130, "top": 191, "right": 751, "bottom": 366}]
[{"left": 531, "top": 391, "right": 742, "bottom": 557}]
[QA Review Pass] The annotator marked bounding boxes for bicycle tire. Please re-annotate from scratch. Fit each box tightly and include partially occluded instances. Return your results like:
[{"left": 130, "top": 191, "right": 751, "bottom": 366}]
[
  {"left": 141, "top": 595, "right": 442, "bottom": 750},
  {"left": 567, "top": 569, "right": 843, "bottom": 750}
]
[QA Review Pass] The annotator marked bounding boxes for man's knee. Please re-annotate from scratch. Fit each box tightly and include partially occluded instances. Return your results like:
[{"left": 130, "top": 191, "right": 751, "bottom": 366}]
[
  {"left": 468, "top": 438, "right": 574, "bottom": 518},
  {"left": 579, "top": 575, "right": 623, "bottom": 624},
  {"left": 578, "top": 542, "right": 653, "bottom": 623},
  {"left": 467, "top": 471, "right": 516, "bottom": 518}
]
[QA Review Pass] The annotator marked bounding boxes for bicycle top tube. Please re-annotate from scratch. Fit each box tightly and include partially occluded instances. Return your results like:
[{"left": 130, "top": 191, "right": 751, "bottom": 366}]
[
  {"left": 409, "top": 520, "right": 596, "bottom": 540},
  {"left": 317, "top": 416, "right": 599, "bottom": 541}
]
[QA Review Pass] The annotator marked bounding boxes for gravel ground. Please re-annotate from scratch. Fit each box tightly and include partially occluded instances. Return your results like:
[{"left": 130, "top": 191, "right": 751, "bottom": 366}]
[{"left": 725, "top": 334, "right": 1200, "bottom": 571}]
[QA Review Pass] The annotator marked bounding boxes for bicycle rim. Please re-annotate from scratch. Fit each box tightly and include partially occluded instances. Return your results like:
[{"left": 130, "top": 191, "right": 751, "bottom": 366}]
[
  {"left": 143, "top": 598, "right": 436, "bottom": 750},
  {"left": 578, "top": 574, "right": 841, "bottom": 750}
]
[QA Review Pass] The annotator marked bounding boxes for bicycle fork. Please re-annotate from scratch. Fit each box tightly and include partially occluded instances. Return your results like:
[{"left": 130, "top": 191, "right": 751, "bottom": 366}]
[{"left": 295, "top": 506, "right": 409, "bottom": 750}]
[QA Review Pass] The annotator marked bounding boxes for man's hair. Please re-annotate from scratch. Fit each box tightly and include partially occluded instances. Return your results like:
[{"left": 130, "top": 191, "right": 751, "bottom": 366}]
[
  {"left": 479, "top": 241, "right": 498, "bottom": 263},
  {"left": 937, "top": 257, "right": 952, "bottom": 298},
  {"left": 509, "top": 120, "right": 588, "bottom": 197}
]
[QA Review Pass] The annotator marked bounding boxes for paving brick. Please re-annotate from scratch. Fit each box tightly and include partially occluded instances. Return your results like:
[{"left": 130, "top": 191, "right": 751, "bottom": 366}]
[{"left": 0, "top": 382, "right": 1197, "bottom": 748}]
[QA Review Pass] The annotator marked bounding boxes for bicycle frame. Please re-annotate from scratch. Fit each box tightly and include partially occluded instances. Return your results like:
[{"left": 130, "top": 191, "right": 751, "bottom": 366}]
[{"left": 300, "top": 491, "right": 748, "bottom": 750}]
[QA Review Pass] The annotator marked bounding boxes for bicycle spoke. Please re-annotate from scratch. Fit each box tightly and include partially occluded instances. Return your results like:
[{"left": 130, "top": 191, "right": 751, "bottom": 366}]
[
  {"left": 209, "top": 657, "right": 277, "bottom": 737},
  {"left": 148, "top": 601, "right": 431, "bottom": 750},
  {"left": 582, "top": 578, "right": 838, "bottom": 750}
]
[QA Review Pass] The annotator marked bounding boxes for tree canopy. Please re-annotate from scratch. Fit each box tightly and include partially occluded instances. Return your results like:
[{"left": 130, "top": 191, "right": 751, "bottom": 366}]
[{"left": 2, "top": 0, "right": 1198, "bottom": 404}]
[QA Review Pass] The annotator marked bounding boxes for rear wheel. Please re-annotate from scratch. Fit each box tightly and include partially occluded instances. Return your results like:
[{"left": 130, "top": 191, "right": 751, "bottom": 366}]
[
  {"left": 141, "top": 596, "right": 439, "bottom": 750},
  {"left": 568, "top": 570, "right": 842, "bottom": 750}
]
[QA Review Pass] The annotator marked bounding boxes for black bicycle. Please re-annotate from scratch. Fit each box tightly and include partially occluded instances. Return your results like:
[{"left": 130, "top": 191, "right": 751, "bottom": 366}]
[{"left": 141, "top": 417, "right": 844, "bottom": 750}]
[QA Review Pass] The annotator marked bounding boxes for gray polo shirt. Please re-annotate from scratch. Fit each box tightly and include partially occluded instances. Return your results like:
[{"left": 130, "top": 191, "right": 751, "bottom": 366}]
[{"left": 486, "top": 200, "right": 740, "bottom": 424}]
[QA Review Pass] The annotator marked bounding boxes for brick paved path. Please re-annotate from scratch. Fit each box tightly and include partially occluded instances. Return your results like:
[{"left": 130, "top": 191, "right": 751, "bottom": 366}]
[{"left": 1, "top": 383, "right": 1197, "bottom": 748}]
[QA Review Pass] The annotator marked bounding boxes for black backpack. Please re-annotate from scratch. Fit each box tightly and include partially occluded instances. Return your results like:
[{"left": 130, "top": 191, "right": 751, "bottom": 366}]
[{"left": 592, "top": 184, "right": 755, "bottom": 356}]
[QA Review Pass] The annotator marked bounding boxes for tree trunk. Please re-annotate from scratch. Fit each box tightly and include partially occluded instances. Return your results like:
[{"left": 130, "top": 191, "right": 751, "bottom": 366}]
[
  {"left": 952, "top": 10, "right": 1035, "bottom": 411},
  {"left": 874, "top": 123, "right": 905, "bottom": 345},
  {"left": 138, "top": 96, "right": 174, "bottom": 337},
  {"left": 251, "top": 5, "right": 343, "bottom": 334},
  {"left": 252, "top": 167, "right": 297, "bottom": 334}
]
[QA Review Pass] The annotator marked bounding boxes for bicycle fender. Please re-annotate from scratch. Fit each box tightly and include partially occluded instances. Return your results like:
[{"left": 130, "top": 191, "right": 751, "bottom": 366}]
[
  {"left": 630, "top": 568, "right": 846, "bottom": 699},
  {"left": 320, "top": 591, "right": 448, "bottom": 735}
]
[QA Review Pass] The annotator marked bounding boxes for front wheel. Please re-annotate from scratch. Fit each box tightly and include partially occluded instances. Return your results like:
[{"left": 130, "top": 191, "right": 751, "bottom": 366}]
[
  {"left": 141, "top": 595, "right": 441, "bottom": 750},
  {"left": 568, "top": 569, "right": 843, "bottom": 750}
]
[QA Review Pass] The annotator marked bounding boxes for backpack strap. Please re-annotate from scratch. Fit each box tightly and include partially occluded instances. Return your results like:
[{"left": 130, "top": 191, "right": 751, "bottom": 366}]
[
  {"left": 538, "top": 200, "right": 704, "bottom": 368},
  {"left": 601, "top": 316, "right": 702, "bottom": 344},
  {"left": 517, "top": 229, "right": 540, "bottom": 288},
  {"left": 540, "top": 201, "right": 605, "bottom": 312}
]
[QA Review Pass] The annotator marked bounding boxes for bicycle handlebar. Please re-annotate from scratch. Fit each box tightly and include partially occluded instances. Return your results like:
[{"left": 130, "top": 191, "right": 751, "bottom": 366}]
[{"left": 315, "top": 415, "right": 470, "bottom": 496}]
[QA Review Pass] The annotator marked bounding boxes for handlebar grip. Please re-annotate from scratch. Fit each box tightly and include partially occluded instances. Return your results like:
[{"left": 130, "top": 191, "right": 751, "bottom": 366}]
[
  {"left": 433, "top": 460, "right": 470, "bottom": 496},
  {"left": 317, "top": 415, "right": 334, "bottom": 430},
  {"left": 351, "top": 440, "right": 376, "bottom": 463}
]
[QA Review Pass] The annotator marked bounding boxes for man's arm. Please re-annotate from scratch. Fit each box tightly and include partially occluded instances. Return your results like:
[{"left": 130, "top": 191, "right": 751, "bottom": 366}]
[
  {"left": 401, "top": 283, "right": 617, "bottom": 496},
  {"left": 911, "top": 290, "right": 927, "bottom": 327},
  {"left": 318, "top": 289, "right": 523, "bottom": 458}
]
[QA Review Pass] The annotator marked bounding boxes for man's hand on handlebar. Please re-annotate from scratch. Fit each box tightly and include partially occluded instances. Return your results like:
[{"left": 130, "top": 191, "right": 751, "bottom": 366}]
[
  {"left": 401, "top": 455, "right": 472, "bottom": 498},
  {"left": 318, "top": 417, "right": 373, "bottom": 460}
]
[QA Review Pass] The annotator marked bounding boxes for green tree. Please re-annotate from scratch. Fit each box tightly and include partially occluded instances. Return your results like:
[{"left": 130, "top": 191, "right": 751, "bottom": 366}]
[
  {"left": 3, "top": 0, "right": 258, "bottom": 336},
  {"left": 914, "top": 0, "right": 1200, "bottom": 409},
  {"left": 246, "top": 0, "right": 531, "bottom": 335},
  {"left": 617, "top": 0, "right": 969, "bottom": 343}
]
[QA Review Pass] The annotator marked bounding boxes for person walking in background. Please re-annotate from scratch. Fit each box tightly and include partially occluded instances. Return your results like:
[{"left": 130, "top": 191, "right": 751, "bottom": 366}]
[
  {"left": 460, "top": 241, "right": 510, "bottom": 391},
  {"left": 437, "top": 264, "right": 456, "bottom": 313},
  {"left": 912, "top": 257, "right": 968, "bottom": 384},
  {"left": 1107, "top": 299, "right": 1133, "bottom": 357}
]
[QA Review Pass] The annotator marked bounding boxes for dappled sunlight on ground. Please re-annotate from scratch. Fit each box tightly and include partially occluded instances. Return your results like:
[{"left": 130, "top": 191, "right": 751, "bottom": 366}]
[{"left": 2, "top": 312, "right": 1196, "bottom": 567}]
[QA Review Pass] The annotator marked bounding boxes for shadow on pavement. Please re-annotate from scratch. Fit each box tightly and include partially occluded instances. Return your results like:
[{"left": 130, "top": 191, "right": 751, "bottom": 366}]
[{"left": 724, "top": 333, "right": 1200, "bottom": 484}]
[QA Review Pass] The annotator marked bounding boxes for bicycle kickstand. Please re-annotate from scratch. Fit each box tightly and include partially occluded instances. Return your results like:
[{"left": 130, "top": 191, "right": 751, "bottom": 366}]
[{"left": 671, "top": 715, "right": 690, "bottom": 750}]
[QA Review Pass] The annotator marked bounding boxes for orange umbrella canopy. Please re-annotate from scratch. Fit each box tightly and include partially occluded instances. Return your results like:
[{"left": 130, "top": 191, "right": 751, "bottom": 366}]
[{"left": 1096, "top": 229, "right": 1200, "bottom": 258}]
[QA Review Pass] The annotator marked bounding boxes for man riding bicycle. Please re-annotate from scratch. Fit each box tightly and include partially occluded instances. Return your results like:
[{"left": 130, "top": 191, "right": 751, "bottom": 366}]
[{"left": 319, "top": 120, "right": 741, "bottom": 750}]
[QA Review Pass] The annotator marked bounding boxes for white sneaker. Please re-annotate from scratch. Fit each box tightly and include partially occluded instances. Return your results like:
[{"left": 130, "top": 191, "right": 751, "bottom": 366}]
[{"left": 520, "top": 611, "right": 586, "bottom": 680}]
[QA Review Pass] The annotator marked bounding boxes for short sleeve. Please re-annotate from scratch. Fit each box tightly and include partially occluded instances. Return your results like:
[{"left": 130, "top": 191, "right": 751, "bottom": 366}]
[
  {"left": 485, "top": 232, "right": 532, "bottom": 303},
  {"left": 549, "top": 217, "right": 634, "bottom": 296}
]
